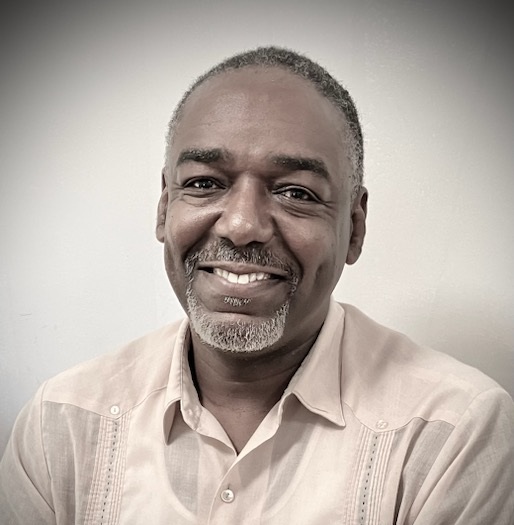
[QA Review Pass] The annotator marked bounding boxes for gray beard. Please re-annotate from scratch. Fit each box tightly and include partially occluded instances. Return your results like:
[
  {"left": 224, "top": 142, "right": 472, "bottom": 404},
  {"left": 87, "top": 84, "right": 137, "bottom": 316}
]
[{"left": 186, "top": 284, "right": 290, "bottom": 354}]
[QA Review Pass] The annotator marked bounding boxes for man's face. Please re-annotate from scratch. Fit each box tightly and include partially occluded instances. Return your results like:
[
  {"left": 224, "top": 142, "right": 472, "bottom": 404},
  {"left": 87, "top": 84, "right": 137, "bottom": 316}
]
[{"left": 157, "top": 67, "right": 366, "bottom": 355}]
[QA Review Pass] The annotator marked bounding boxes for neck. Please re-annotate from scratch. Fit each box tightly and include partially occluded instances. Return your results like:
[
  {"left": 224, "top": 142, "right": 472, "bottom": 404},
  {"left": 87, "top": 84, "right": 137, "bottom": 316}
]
[
  {"left": 189, "top": 332, "right": 319, "bottom": 453},
  {"left": 190, "top": 331, "right": 318, "bottom": 412}
]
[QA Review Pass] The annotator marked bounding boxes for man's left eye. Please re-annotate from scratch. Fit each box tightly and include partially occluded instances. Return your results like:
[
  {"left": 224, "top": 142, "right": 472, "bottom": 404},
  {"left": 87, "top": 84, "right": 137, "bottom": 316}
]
[{"left": 279, "top": 187, "right": 316, "bottom": 201}]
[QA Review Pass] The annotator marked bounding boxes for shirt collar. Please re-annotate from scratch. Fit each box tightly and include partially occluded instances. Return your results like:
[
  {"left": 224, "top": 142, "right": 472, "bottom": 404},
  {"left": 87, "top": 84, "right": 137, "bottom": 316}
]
[
  {"left": 162, "top": 298, "right": 346, "bottom": 442},
  {"left": 282, "top": 298, "right": 346, "bottom": 427},
  {"left": 162, "top": 317, "right": 198, "bottom": 443}
]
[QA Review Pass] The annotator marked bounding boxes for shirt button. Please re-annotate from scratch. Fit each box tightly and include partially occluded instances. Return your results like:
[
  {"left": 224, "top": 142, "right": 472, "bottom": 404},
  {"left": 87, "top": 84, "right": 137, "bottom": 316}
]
[
  {"left": 110, "top": 405, "right": 120, "bottom": 416},
  {"left": 220, "top": 489, "right": 235, "bottom": 503},
  {"left": 376, "top": 419, "right": 388, "bottom": 430}
]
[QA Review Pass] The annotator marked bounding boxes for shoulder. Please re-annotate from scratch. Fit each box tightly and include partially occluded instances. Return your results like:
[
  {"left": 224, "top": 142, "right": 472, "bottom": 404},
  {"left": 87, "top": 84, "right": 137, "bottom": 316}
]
[
  {"left": 338, "top": 303, "right": 513, "bottom": 430},
  {"left": 40, "top": 319, "right": 187, "bottom": 417}
]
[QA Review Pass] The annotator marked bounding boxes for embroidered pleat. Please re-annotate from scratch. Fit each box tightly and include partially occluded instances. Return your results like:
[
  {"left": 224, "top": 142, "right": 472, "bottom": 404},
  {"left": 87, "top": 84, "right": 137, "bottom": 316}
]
[
  {"left": 345, "top": 426, "right": 394, "bottom": 524},
  {"left": 84, "top": 412, "right": 130, "bottom": 524}
]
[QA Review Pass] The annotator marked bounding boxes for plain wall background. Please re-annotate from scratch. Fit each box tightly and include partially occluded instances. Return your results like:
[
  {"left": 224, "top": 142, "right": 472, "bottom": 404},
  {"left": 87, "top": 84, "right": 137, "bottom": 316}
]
[{"left": 1, "top": 0, "right": 513, "bottom": 454}]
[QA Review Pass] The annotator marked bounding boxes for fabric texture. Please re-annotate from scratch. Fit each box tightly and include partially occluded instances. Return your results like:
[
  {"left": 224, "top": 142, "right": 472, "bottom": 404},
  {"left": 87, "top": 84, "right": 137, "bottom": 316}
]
[{"left": 1, "top": 300, "right": 513, "bottom": 524}]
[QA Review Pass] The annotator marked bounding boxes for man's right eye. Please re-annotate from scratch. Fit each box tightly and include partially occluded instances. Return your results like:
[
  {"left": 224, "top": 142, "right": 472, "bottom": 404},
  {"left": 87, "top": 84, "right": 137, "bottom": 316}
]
[{"left": 184, "top": 178, "right": 219, "bottom": 190}]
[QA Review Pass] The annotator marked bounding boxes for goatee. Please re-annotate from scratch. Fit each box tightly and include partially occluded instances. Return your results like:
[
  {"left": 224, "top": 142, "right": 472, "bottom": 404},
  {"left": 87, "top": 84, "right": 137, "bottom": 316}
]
[{"left": 184, "top": 239, "right": 299, "bottom": 353}]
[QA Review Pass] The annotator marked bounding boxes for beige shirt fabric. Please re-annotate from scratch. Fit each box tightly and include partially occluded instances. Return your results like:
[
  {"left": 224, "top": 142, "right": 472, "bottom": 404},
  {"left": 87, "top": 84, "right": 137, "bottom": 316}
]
[{"left": 1, "top": 300, "right": 513, "bottom": 524}]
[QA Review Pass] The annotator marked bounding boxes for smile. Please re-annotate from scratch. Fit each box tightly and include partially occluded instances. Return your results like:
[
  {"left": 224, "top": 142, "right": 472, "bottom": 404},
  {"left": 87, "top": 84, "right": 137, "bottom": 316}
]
[
  {"left": 213, "top": 268, "right": 272, "bottom": 285},
  {"left": 192, "top": 261, "right": 295, "bottom": 309}
]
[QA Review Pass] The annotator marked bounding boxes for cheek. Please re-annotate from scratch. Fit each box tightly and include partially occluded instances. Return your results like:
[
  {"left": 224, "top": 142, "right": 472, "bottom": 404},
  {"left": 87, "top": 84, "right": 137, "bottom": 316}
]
[
  {"left": 162, "top": 205, "right": 199, "bottom": 288},
  {"left": 163, "top": 239, "right": 182, "bottom": 291},
  {"left": 315, "top": 248, "right": 338, "bottom": 283},
  {"left": 284, "top": 225, "right": 338, "bottom": 281},
  {"left": 165, "top": 202, "right": 215, "bottom": 259}
]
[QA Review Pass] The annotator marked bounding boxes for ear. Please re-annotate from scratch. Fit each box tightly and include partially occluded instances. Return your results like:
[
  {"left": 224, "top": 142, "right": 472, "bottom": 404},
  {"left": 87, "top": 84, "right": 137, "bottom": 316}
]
[
  {"left": 346, "top": 187, "right": 368, "bottom": 265},
  {"left": 155, "top": 169, "right": 168, "bottom": 243}
]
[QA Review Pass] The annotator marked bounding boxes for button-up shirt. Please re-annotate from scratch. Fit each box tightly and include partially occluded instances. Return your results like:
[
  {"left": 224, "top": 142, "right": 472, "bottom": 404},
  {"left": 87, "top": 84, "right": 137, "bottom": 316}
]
[{"left": 1, "top": 300, "right": 513, "bottom": 524}]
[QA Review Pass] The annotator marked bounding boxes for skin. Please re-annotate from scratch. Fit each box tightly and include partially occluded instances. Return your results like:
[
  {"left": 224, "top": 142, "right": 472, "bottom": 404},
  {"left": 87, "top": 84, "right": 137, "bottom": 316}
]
[{"left": 156, "top": 67, "right": 367, "bottom": 452}]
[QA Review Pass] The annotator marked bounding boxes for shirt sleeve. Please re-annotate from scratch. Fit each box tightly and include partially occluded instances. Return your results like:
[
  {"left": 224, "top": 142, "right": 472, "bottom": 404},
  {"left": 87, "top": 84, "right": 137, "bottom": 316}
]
[
  {"left": 0, "top": 383, "right": 56, "bottom": 524},
  {"left": 409, "top": 387, "right": 514, "bottom": 525}
]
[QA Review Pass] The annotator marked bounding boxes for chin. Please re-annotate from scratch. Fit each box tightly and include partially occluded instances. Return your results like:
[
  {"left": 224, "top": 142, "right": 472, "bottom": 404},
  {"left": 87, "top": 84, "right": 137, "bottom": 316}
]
[{"left": 186, "top": 286, "right": 290, "bottom": 354}]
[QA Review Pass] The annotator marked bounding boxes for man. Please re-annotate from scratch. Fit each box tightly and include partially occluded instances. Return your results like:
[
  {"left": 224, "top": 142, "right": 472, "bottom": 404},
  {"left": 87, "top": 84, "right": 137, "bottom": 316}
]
[{"left": 1, "top": 46, "right": 513, "bottom": 524}]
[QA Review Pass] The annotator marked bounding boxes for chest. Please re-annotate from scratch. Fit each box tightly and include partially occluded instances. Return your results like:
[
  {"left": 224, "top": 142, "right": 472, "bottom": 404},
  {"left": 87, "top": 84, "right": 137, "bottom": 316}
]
[{"left": 82, "top": 401, "right": 401, "bottom": 524}]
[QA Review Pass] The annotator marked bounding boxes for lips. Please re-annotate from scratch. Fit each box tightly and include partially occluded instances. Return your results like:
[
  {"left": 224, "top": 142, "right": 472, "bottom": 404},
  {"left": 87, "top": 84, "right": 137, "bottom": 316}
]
[
  {"left": 184, "top": 241, "right": 300, "bottom": 311},
  {"left": 212, "top": 267, "right": 272, "bottom": 284},
  {"left": 189, "top": 261, "right": 289, "bottom": 313},
  {"left": 185, "top": 240, "right": 297, "bottom": 278}
]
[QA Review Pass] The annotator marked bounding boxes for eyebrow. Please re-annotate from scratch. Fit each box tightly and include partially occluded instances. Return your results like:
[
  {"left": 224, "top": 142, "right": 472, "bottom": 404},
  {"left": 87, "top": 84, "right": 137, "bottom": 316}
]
[
  {"left": 176, "top": 148, "right": 230, "bottom": 167},
  {"left": 270, "top": 154, "right": 330, "bottom": 179},
  {"left": 176, "top": 148, "right": 330, "bottom": 179}
]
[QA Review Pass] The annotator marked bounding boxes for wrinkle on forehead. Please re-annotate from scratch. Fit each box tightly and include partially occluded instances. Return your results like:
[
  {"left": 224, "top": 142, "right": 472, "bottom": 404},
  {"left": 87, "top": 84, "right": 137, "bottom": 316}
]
[{"left": 169, "top": 67, "right": 353, "bottom": 194}]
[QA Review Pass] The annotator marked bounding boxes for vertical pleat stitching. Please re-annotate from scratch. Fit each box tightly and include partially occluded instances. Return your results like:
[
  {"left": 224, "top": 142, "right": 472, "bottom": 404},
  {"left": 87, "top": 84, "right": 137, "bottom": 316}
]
[
  {"left": 367, "top": 431, "right": 394, "bottom": 524},
  {"left": 344, "top": 425, "right": 372, "bottom": 523},
  {"left": 348, "top": 427, "right": 394, "bottom": 525},
  {"left": 84, "top": 411, "right": 131, "bottom": 524}
]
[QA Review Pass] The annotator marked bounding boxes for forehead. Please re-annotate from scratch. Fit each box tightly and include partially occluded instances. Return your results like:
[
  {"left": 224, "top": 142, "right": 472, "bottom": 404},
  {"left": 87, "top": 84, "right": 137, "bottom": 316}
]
[{"left": 170, "top": 67, "right": 349, "bottom": 180}]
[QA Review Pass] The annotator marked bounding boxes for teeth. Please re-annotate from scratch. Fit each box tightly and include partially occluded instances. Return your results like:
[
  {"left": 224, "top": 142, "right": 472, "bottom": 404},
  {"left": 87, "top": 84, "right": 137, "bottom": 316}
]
[{"left": 213, "top": 268, "right": 271, "bottom": 284}]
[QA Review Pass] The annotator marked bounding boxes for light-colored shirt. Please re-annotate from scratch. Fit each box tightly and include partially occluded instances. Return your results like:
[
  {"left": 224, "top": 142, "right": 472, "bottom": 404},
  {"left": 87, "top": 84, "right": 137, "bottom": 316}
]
[{"left": 1, "top": 300, "right": 513, "bottom": 524}]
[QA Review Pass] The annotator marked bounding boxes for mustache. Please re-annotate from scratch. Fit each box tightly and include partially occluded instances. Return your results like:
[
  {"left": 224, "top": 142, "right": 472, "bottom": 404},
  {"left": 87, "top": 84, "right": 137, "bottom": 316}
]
[{"left": 184, "top": 239, "right": 300, "bottom": 283}]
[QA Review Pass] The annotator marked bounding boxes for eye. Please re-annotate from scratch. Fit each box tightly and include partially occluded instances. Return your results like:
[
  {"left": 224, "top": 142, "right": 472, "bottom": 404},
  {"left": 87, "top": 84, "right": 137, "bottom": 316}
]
[
  {"left": 184, "top": 178, "right": 221, "bottom": 191},
  {"left": 277, "top": 186, "right": 318, "bottom": 202}
]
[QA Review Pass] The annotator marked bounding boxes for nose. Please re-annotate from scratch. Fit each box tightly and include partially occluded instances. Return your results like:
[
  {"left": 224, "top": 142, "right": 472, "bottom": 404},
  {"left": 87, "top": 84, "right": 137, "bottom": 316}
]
[{"left": 213, "top": 179, "right": 274, "bottom": 246}]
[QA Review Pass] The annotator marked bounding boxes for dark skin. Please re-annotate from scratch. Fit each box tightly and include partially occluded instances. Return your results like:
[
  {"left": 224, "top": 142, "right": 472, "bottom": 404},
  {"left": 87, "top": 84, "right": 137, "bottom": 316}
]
[
  {"left": 156, "top": 67, "right": 367, "bottom": 453},
  {"left": 189, "top": 327, "right": 321, "bottom": 451}
]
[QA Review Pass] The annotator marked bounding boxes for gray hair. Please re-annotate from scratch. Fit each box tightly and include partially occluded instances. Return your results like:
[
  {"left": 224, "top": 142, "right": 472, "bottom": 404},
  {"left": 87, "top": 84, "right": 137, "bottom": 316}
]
[{"left": 165, "top": 46, "right": 364, "bottom": 195}]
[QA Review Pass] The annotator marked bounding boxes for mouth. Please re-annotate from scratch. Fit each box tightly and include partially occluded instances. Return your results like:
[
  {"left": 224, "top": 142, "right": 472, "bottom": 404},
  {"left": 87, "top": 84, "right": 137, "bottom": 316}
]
[
  {"left": 184, "top": 242, "right": 298, "bottom": 317},
  {"left": 189, "top": 261, "right": 295, "bottom": 314},
  {"left": 212, "top": 268, "right": 272, "bottom": 285},
  {"left": 198, "top": 262, "right": 288, "bottom": 285}
]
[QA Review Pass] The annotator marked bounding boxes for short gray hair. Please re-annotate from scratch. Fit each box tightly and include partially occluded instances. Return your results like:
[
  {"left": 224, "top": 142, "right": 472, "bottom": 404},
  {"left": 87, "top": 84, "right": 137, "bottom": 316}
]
[{"left": 166, "top": 46, "right": 364, "bottom": 195}]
